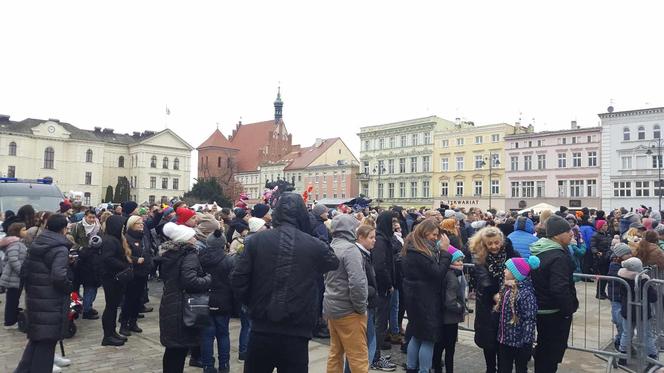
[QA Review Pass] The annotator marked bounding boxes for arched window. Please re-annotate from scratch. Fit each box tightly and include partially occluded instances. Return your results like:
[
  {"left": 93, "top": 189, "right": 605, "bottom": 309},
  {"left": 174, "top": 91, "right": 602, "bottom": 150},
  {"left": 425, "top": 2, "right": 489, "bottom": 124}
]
[
  {"left": 655, "top": 125, "right": 661, "bottom": 139},
  {"left": 173, "top": 158, "right": 180, "bottom": 170},
  {"left": 162, "top": 157, "right": 169, "bottom": 169},
  {"left": 44, "top": 147, "right": 54, "bottom": 169},
  {"left": 623, "top": 127, "right": 631, "bottom": 141},
  {"left": 8, "top": 142, "right": 17, "bottom": 156},
  {"left": 118, "top": 156, "right": 125, "bottom": 168},
  {"left": 638, "top": 126, "right": 646, "bottom": 140},
  {"left": 85, "top": 149, "right": 93, "bottom": 162},
  {"left": 150, "top": 156, "right": 157, "bottom": 168}
]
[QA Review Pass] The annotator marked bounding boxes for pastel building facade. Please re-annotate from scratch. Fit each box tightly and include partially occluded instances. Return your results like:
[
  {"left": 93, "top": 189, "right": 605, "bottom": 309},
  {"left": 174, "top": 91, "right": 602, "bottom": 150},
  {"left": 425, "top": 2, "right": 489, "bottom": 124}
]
[{"left": 504, "top": 122, "right": 601, "bottom": 211}]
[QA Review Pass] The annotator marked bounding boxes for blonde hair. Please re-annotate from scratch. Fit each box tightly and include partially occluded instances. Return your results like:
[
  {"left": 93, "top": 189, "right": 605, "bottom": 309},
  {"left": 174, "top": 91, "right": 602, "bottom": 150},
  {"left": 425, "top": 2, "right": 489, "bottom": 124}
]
[
  {"left": 539, "top": 210, "right": 553, "bottom": 225},
  {"left": 361, "top": 216, "right": 376, "bottom": 228},
  {"left": 99, "top": 211, "right": 113, "bottom": 233},
  {"left": 469, "top": 226, "right": 504, "bottom": 265},
  {"left": 357, "top": 224, "right": 376, "bottom": 239},
  {"left": 401, "top": 218, "right": 439, "bottom": 257},
  {"left": 495, "top": 281, "right": 520, "bottom": 324}
]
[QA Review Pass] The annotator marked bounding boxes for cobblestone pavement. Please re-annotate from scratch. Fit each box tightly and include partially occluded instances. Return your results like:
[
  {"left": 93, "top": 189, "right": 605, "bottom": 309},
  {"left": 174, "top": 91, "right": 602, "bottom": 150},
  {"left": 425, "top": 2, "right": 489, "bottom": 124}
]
[{"left": 0, "top": 280, "right": 625, "bottom": 372}]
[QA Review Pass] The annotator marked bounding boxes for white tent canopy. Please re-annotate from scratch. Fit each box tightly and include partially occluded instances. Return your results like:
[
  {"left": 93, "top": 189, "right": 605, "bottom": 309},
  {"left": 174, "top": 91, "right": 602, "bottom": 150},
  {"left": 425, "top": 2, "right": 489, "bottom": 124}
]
[{"left": 518, "top": 202, "right": 558, "bottom": 215}]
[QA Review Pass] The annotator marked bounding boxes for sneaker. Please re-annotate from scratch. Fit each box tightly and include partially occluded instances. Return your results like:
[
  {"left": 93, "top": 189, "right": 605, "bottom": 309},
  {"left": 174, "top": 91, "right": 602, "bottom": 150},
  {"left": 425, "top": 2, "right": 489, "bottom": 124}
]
[
  {"left": 371, "top": 357, "right": 396, "bottom": 371},
  {"left": 52, "top": 364, "right": 62, "bottom": 373},
  {"left": 82, "top": 312, "right": 99, "bottom": 320},
  {"left": 383, "top": 354, "right": 391, "bottom": 361},
  {"left": 54, "top": 355, "right": 71, "bottom": 367},
  {"left": 3, "top": 323, "right": 19, "bottom": 330}
]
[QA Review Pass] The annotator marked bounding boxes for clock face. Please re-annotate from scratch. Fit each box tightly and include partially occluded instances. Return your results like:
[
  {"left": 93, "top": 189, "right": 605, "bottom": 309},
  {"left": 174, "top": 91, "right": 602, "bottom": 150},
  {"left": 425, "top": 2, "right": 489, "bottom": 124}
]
[{"left": 48, "top": 126, "right": 55, "bottom": 133}]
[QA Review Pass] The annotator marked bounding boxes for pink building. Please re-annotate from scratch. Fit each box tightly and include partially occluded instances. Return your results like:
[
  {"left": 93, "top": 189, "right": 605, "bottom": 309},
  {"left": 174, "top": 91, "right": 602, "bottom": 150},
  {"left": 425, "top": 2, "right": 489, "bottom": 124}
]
[
  {"left": 302, "top": 164, "right": 359, "bottom": 203},
  {"left": 504, "top": 122, "right": 601, "bottom": 211}
]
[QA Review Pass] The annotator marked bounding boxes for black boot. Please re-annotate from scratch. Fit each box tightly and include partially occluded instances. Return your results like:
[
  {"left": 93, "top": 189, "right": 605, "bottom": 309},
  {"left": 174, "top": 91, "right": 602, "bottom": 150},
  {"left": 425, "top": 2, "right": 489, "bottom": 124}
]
[
  {"left": 129, "top": 319, "right": 143, "bottom": 333},
  {"left": 119, "top": 321, "right": 132, "bottom": 336},
  {"left": 101, "top": 335, "right": 125, "bottom": 346}
]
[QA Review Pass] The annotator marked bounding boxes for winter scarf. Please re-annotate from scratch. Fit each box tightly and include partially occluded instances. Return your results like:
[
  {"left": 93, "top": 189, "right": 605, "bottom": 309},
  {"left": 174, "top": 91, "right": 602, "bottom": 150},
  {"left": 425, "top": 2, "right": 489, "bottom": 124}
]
[
  {"left": 82, "top": 219, "right": 100, "bottom": 236},
  {"left": 486, "top": 249, "right": 508, "bottom": 286}
]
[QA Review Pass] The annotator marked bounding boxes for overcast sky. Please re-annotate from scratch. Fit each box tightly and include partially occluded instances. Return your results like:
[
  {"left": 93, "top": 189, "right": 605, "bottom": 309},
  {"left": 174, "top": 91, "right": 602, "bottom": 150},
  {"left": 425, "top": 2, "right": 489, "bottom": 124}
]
[{"left": 2, "top": 1, "right": 663, "bottom": 169}]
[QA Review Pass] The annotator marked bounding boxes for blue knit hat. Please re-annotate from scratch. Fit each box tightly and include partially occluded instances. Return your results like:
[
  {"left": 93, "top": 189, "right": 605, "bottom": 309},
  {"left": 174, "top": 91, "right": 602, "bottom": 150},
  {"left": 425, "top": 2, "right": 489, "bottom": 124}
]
[
  {"left": 505, "top": 256, "right": 541, "bottom": 282},
  {"left": 447, "top": 245, "right": 465, "bottom": 263}
]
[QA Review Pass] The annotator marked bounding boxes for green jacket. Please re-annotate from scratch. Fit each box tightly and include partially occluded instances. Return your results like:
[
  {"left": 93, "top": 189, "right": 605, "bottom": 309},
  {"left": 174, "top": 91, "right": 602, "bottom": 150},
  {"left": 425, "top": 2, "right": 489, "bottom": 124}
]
[{"left": 530, "top": 238, "right": 562, "bottom": 256}]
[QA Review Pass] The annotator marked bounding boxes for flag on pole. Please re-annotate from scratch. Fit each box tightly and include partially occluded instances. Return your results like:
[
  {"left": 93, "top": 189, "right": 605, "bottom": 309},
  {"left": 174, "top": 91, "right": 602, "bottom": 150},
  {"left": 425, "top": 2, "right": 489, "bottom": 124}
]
[{"left": 166, "top": 105, "right": 171, "bottom": 115}]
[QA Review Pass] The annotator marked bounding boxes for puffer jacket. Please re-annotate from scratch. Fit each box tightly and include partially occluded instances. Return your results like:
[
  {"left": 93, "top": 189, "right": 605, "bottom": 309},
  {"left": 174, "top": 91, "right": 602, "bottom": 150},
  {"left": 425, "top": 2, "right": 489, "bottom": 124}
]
[
  {"left": 358, "top": 244, "right": 377, "bottom": 309},
  {"left": 0, "top": 238, "right": 27, "bottom": 289},
  {"left": 442, "top": 269, "right": 465, "bottom": 325},
  {"left": 606, "top": 258, "right": 622, "bottom": 302},
  {"left": 199, "top": 243, "right": 236, "bottom": 316},
  {"left": 22, "top": 230, "right": 72, "bottom": 341},
  {"left": 159, "top": 241, "right": 211, "bottom": 348},
  {"left": 507, "top": 218, "right": 538, "bottom": 258},
  {"left": 126, "top": 228, "right": 154, "bottom": 278},
  {"left": 101, "top": 215, "right": 131, "bottom": 281},
  {"left": 230, "top": 193, "right": 339, "bottom": 339},
  {"left": 401, "top": 240, "right": 451, "bottom": 342},
  {"left": 530, "top": 238, "right": 579, "bottom": 317},
  {"left": 323, "top": 215, "right": 367, "bottom": 319},
  {"left": 619, "top": 268, "right": 657, "bottom": 322},
  {"left": 497, "top": 277, "right": 538, "bottom": 348}
]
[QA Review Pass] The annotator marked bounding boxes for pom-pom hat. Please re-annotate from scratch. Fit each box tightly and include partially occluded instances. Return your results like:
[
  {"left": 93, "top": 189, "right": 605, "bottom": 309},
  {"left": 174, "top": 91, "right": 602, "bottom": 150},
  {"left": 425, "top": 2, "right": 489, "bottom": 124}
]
[
  {"left": 447, "top": 245, "right": 465, "bottom": 263},
  {"left": 505, "top": 256, "right": 541, "bottom": 282}
]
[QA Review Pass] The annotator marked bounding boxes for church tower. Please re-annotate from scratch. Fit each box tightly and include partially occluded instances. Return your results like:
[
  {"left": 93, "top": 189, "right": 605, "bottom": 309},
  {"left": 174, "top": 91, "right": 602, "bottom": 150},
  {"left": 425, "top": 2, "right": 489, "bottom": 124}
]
[{"left": 274, "top": 86, "right": 283, "bottom": 123}]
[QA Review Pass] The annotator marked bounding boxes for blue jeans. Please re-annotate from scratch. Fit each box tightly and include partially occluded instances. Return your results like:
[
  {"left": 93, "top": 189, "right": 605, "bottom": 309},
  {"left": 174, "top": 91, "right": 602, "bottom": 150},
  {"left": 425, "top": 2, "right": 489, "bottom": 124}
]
[
  {"left": 407, "top": 336, "right": 434, "bottom": 373},
  {"left": 610, "top": 301, "right": 624, "bottom": 344},
  {"left": 83, "top": 286, "right": 97, "bottom": 313},
  {"left": 344, "top": 309, "right": 376, "bottom": 373},
  {"left": 239, "top": 307, "right": 252, "bottom": 355},
  {"left": 620, "top": 317, "right": 657, "bottom": 357},
  {"left": 389, "top": 289, "right": 400, "bottom": 334},
  {"left": 201, "top": 314, "right": 231, "bottom": 369}
]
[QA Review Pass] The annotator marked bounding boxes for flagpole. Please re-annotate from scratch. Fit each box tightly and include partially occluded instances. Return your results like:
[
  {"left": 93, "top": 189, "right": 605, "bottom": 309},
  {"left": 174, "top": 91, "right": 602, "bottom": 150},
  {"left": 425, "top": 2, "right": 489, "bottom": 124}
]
[{"left": 165, "top": 105, "right": 170, "bottom": 129}]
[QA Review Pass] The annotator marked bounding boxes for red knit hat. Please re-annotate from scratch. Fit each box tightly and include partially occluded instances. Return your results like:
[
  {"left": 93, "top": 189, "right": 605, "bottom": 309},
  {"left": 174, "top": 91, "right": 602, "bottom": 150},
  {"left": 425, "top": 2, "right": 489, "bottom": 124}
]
[
  {"left": 176, "top": 207, "right": 196, "bottom": 225},
  {"left": 595, "top": 220, "right": 607, "bottom": 231}
]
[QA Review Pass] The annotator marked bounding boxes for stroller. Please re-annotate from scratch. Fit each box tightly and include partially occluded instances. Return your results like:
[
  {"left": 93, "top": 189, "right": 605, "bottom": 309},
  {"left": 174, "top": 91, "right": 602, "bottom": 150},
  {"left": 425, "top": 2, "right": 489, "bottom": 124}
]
[{"left": 18, "top": 291, "right": 83, "bottom": 338}]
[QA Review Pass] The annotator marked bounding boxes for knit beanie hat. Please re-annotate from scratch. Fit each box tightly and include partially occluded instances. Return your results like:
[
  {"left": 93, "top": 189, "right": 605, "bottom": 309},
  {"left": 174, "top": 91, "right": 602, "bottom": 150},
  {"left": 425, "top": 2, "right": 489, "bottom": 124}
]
[
  {"left": 444, "top": 210, "right": 456, "bottom": 219},
  {"left": 621, "top": 257, "right": 643, "bottom": 273},
  {"left": 312, "top": 204, "right": 329, "bottom": 216},
  {"left": 176, "top": 207, "right": 196, "bottom": 225},
  {"left": 206, "top": 229, "right": 227, "bottom": 250},
  {"left": 248, "top": 217, "right": 266, "bottom": 233},
  {"left": 233, "top": 208, "right": 247, "bottom": 220},
  {"left": 126, "top": 215, "right": 143, "bottom": 230},
  {"left": 121, "top": 201, "right": 138, "bottom": 216},
  {"left": 252, "top": 204, "right": 271, "bottom": 219},
  {"left": 505, "top": 256, "right": 541, "bottom": 282},
  {"left": 565, "top": 214, "right": 578, "bottom": 224},
  {"left": 162, "top": 206, "right": 174, "bottom": 217},
  {"left": 595, "top": 220, "right": 607, "bottom": 231},
  {"left": 655, "top": 224, "right": 664, "bottom": 235},
  {"left": 447, "top": 245, "right": 465, "bottom": 263},
  {"left": 546, "top": 215, "right": 572, "bottom": 238},
  {"left": 163, "top": 222, "right": 195, "bottom": 242},
  {"left": 611, "top": 243, "right": 632, "bottom": 258},
  {"left": 137, "top": 207, "right": 148, "bottom": 216},
  {"left": 196, "top": 213, "right": 220, "bottom": 236}
]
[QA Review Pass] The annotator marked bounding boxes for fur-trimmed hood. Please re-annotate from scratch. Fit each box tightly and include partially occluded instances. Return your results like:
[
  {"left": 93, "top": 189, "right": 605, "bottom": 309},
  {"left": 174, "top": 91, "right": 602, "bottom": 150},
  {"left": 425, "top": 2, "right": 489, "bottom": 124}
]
[
  {"left": 618, "top": 268, "right": 649, "bottom": 280},
  {"left": 159, "top": 240, "right": 193, "bottom": 255}
]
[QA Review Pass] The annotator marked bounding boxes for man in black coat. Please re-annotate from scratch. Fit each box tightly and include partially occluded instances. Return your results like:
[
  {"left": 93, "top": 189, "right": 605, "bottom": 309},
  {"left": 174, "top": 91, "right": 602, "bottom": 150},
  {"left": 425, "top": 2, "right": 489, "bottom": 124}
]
[
  {"left": 231, "top": 193, "right": 339, "bottom": 373},
  {"left": 372, "top": 211, "right": 396, "bottom": 357},
  {"left": 15, "top": 214, "right": 73, "bottom": 373}
]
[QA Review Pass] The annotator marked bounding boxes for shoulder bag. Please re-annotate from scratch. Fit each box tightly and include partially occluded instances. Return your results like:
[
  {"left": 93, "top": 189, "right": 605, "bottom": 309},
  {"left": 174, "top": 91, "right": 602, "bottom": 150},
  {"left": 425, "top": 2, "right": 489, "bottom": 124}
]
[{"left": 176, "top": 253, "right": 209, "bottom": 328}]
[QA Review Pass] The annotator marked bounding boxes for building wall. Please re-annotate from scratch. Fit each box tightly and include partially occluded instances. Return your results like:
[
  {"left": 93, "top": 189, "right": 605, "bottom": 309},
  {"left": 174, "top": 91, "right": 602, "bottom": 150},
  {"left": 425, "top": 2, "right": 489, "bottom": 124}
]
[
  {"left": 432, "top": 123, "right": 522, "bottom": 211},
  {"left": 302, "top": 164, "right": 359, "bottom": 201},
  {"left": 0, "top": 120, "right": 192, "bottom": 206},
  {"left": 358, "top": 116, "right": 455, "bottom": 208},
  {"left": 197, "top": 147, "right": 238, "bottom": 181},
  {"left": 600, "top": 107, "right": 664, "bottom": 211},
  {"left": 505, "top": 126, "right": 601, "bottom": 211},
  {"left": 234, "top": 171, "right": 261, "bottom": 201}
]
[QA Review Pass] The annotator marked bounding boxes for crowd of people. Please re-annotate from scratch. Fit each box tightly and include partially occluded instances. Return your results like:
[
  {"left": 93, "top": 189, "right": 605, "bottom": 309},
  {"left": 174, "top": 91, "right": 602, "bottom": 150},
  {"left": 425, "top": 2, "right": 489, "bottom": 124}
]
[{"left": 1, "top": 195, "right": 663, "bottom": 373}]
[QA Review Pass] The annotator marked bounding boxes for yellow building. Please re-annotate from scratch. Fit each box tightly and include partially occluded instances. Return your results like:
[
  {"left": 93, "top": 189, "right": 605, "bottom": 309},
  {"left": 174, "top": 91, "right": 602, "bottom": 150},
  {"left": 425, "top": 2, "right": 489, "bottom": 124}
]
[{"left": 433, "top": 122, "right": 530, "bottom": 211}]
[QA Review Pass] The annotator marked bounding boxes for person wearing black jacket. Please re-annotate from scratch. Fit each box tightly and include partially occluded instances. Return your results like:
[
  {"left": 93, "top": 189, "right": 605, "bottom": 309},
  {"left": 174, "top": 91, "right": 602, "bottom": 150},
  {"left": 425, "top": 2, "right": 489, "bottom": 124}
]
[
  {"left": 469, "top": 226, "right": 519, "bottom": 373},
  {"left": 199, "top": 229, "right": 233, "bottom": 373},
  {"left": 100, "top": 215, "right": 132, "bottom": 346},
  {"left": 231, "top": 193, "right": 339, "bottom": 373},
  {"left": 530, "top": 215, "right": 579, "bottom": 373},
  {"left": 159, "top": 222, "right": 212, "bottom": 373},
  {"left": 373, "top": 211, "right": 396, "bottom": 357},
  {"left": 590, "top": 220, "right": 612, "bottom": 299},
  {"left": 15, "top": 214, "right": 73, "bottom": 373},
  {"left": 119, "top": 215, "right": 153, "bottom": 336}
]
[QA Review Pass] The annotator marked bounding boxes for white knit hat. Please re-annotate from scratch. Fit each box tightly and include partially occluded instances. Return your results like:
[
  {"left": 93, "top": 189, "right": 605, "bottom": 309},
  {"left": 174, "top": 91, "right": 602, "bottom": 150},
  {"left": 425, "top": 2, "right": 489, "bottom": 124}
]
[
  {"left": 163, "top": 222, "right": 196, "bottom": 242},
  {"left": 248, "top": 217, "right": 266, "bottom": 233},
  {"left": 126, "top": 215, "right": 143, "bottom": 230}
]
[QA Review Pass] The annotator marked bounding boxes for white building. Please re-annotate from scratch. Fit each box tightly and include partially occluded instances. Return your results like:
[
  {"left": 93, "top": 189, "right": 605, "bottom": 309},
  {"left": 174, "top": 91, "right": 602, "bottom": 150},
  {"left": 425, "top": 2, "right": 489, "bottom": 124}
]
[
  {"left": 600, "top": 107, "right": 664, "bottom": 211},
  {"left": 0, "top": 115, "right": 193, "bottom": 206}
]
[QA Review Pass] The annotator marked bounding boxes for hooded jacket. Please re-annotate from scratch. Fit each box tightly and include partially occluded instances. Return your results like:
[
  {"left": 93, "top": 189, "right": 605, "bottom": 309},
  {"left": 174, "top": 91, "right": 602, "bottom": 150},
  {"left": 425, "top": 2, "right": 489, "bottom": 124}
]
[
  {"left": 323, "top": 215, "right": 367, "bottom": 319},
  {"left": 373, "top": 211, "right": 396, "bottom": 295},
  {"left": 22, "top": 230, "right": 72, "bottom": 341},
  {"left": 199, "top": 240, "right": 236, "bottom": 316},
  {"left": 618, "top": 268, "right": 657, "bottom": 322},
  {"left": 0, "top": 238, "right": 27, "bottom": 289},
  {"left": 230, "top": 193, "right": 339, "bottom": 339},
  {"left": 159, "top": 240, "right": 211, "bottom": 348},
  {"left": 497, "top": 277, "right": 538, "bottom": 348},
  {"left": 507, "top": 218, "right": 538, "bottom": 258},
  {"left": 530, "top": 238, "right": 579, "bottom": 317},
  {"left": 101, "top": 215, "right": 130, "bottom": 281}
]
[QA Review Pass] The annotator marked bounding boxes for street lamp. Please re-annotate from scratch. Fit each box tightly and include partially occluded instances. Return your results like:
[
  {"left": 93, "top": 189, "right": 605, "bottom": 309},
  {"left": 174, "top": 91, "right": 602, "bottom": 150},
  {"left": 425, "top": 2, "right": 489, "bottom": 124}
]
[
  {"left": 373, "top": 164, "right": 386, "bottom": 208},
  {"left": 480, "top": 153, "right": 501, "bottom": 211},
  {"left": 646, "top": 136, "right": 664, "bottom": 212}
]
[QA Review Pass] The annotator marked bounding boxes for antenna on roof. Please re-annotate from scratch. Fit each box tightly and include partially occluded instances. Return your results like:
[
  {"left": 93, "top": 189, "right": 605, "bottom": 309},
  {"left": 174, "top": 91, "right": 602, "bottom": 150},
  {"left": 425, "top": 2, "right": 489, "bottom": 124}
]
[
  {"left": 607, "top": 98, "right": 615, "bottom": 113},
  {"left": 216, "top": 122, "right": 220, "bottom": 130}
]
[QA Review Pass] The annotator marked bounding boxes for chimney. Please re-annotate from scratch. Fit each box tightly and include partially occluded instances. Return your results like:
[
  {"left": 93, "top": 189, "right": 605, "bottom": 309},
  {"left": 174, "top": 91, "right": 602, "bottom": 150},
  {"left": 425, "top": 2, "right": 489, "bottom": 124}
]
[
  {"left": 132, "top": 131, "right": 141, "bottom": 137},
  {"left": 455, "top": 117, "right": 461, "bottom": 126},
  {"left": 571, "top": 120, "right": 578, "bottom": 130},
  {"left": 314, "top": 138, "right": 324, "bottom": 147},
  {"left": 102, "top": 128, "right": 114, "bottom": 134},
  {"left": 94, "top": 127, "right": 101, "bottom": 133}
]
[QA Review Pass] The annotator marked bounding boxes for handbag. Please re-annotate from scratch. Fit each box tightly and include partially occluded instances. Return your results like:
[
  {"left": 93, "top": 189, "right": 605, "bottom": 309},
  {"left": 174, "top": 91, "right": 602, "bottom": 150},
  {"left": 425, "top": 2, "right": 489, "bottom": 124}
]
[
  {"left": 114, "top": 266, "right": 133, "bottom": 285},
  {"left": 176, "top": 254, "right": 209, "bottom": 328}
]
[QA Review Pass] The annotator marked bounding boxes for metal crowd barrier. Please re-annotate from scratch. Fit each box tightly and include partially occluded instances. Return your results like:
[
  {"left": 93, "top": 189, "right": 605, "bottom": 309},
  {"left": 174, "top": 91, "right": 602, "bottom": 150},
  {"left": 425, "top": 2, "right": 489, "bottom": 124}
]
[{"left": 638, "top": 271, "right": 664, "bottom": 373}]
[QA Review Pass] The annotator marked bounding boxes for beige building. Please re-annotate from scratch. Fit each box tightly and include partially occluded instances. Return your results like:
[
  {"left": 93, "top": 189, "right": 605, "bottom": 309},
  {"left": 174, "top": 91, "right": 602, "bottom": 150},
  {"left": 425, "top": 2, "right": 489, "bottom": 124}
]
[
  {"left": 358, "top": 116, "right": 456, "bottom": 207},
  {"left": 0, "top": 115, "right": 193, "bottom": 206},
  {"left": 433, "top": 121, "right": 531, "bottom": 211}
]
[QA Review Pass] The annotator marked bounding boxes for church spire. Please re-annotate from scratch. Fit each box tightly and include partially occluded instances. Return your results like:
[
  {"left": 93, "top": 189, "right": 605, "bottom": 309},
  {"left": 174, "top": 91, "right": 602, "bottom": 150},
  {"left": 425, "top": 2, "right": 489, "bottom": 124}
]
[{"left": 274, "top": 86, "right": 283, "bottom": 123}]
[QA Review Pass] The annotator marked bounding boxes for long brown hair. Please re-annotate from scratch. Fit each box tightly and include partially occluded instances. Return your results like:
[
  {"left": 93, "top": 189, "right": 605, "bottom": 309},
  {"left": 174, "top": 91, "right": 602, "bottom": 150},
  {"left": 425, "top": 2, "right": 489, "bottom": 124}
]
[
  {"left": 401, "top": 218, "right": 439, "bottom": 257},
  {"left": 440, "top": 218, "right": 459, "bottom": 236},
  {"left": 469, "top": 226, "right": 504, "bottom": 265}
]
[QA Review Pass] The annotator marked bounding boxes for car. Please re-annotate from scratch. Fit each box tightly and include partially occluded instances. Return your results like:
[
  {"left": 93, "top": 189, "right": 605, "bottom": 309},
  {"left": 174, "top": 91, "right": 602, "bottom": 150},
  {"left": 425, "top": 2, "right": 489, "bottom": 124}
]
[{"left": 0, "top": 177, "right": 65, "bottom": 214}]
